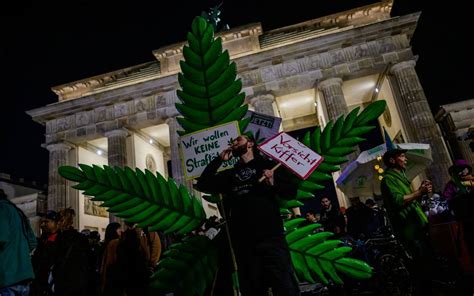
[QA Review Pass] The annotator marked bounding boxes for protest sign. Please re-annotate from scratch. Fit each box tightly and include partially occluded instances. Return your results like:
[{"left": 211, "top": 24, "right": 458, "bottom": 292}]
[
  {"left": 258, "top": 132, "right": 324, "bottom": 180},
  {"left": 179, "top": 121, "right": 240, "bottom": 180},
  {"left": 243, "top": 110, "right": 281, "bottom": 141}
]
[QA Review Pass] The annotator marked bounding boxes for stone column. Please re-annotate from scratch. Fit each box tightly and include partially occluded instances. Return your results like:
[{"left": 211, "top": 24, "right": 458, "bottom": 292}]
[
  {"left": 318, "top": 78, "right": 349, "bottom": 120},
  {"left": 390, "top": 60, "right": 451, "bottom": 190},
  {"left": 249, "top": 93, "right": 276, "bottom": 116},
  {"left": 318, "top": 78, "right": 355, "bottom": 209},
  {"left": 318, "top": 77, "right": 358, "bottom": 164},
  {"left": 166, "top": 117, "right": 193, "bottom": 190},
  {"left": 46, "top": 143, "right": 71, "bottom": 211},
  {"left": 105, "top": 129, "right": 129, "bottom": 223},
  {"left": 105, "top": 129, "right": 129, "bottom": 168}
]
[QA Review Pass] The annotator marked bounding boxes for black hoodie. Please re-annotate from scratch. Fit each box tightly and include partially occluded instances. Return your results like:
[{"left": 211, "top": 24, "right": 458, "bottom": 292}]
[{"left": 196, "top": 155, "right": 297, "bottom": 242}]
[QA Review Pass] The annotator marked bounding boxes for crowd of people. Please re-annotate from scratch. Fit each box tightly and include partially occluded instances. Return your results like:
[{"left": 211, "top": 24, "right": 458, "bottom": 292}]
[
  {"left": 0, "top": 187, "right": 224, "bottom": 296},
  {"left": 0, "top": 194, "right": 169, "bottom": 296},
  {"left": 298, "top": 196, "right": 386, "bottom": 242},
  {"left": 295, "top": 150, "right": 474, "bottom": 295}
]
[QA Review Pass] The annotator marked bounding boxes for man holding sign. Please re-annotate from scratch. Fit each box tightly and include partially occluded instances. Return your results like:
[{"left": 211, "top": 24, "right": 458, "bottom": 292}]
[{"left": 197, "top": 135, "right": 300, "bottom": 296}]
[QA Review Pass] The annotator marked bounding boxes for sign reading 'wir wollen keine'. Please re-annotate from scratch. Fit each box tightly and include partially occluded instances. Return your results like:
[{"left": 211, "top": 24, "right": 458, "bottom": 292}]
[
  {"left": 258, "top": 132, "right": 324, "bottom": 180},
  {"left": 179, "top": 121, "right": 240, "bottom": 180}
]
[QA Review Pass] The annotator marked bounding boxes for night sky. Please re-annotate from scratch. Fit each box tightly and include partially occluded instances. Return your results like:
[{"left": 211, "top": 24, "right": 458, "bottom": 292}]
[{"left": 1, "top": 0, "right": 471, "bottom": 186}]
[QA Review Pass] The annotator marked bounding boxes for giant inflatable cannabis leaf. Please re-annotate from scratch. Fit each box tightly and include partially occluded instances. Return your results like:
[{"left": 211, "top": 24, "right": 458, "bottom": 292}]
[
  {"left": 58, "top": 165, "right": 206, "bottom": 234},
  {"left": 285, "top": 218, "right": 372, "bottom": 284},
  {"left": 176, "top": 16, "right": 250, "bottom": 135},
  {"left": 147, "top": 236, "right": 218, "bottom": 296}
]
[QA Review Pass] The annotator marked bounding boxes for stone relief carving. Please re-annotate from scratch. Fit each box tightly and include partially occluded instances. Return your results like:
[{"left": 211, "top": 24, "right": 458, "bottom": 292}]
[
  {"left": 155, "top": 95, "right": 167, "bottom": 107},
  {"left": 76, "top": 112, "right": 90, "bottom": 127},
  {"left": 380, "top": 38, "right": 396, "bottom": 53},
  {"left": 146, "top": 154, "right": 157, "bottom": 173},
  {"left": 164, "top": 92, "right": 179, "bottom": 105},
  {"left": 282, "top": 62, "right": 299, "bottom": 76},
  {"left": 114, "top": 103, "right": 128, "bottom": 118},
  {"left": 368, "top": 40, "right": 381, "bottom": 56},
  {"left": 261, "top": 67, "right": 276, "bottom": 83},
  {"left": 95, "top": 108, "right": 107, "bottom": 122},
  {"left": 56, "top": 118, "right": 71, "bottom": 132},
  {"left": 383, "top": 106, "right": 392, "bottom": 127},
  {"left": 331, "top": 50, "right": 346, "bottom": 64},
  {"left": 240, "top": 71, "right": 261, "bottom": 86},
  {"left": 147, "top": 110, "right": 157, "bottom": 120},
  {"left": 84, "top": 196, "right": 109, "bottom": 217},
  {"left": 135, "top": 98, "right": 149, "bottom": 112},
  {"left": 354, "top": 44, "right": 369, "bottom": 59},
  {"left": 239, "top": 36, "right": 405, "bottom": 91},
  {"left": 308, "top": 55, "right": 322, "bottom": 69}
]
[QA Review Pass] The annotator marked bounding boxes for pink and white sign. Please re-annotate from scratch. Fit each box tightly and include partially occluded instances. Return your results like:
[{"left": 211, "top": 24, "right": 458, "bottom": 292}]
[{"left": 257, "top": 132, "right": 324, "bottom": 180}]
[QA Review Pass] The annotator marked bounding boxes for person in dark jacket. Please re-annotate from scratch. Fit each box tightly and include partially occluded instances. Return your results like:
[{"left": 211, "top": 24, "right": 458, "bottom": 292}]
[
  {"left": 196, "top": 135, "right": 300, "bottom": 296},
  {"left": 84, "top": 231, "right": 101, "bottom": 296},
  {"left": 345, "top": 197, "right": 371, "bottom": 239},
  {"left": 319, "top": 197, "right": 345, "bottom": 237},
  {"left": 443, "top": 159, "right": 474, "bottom": 263},
  {"left": 32, "top": 210, "right": 59, "bottom": 296},
  {"left": 115, "top": 222, "right": 151, "bottom": 296},
  {"left": 51, "top": 208, "right": 89, "bottom": 296},
  {"left": 303, "top": 210, "right": 319, "bottom": 225},
  {"left": 0, "top": 188, "right": 37, "bottom": 296},
  {"left": 100, "top": 222, "right": 123, "bottom": 296},
  {"left": 300, "top": 210, "right": 323, "bottom": 232},
  {"left": 365, "top": 198, "right": 386, "bottom": 236}
]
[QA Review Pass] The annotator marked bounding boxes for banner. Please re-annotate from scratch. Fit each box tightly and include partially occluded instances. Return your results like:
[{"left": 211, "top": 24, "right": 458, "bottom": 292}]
[
  {"left": 179, "top": 121, "right": 240, "bottom": 180},
  {"left": 258, "top": 132, "right": 324, "bottom": 180}
]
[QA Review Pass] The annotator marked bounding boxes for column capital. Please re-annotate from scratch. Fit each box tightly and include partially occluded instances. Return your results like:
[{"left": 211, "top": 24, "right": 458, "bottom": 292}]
[
  {"left": 104, "top": 128, "right": 129, "bottom": 138},
  {"left": 318, "top": 77, "right": 343, "bottom": 89},
  {"left": 249, "top": 93, "right": 275, "bottom": 106},
  {"left": 157, "top": 106, "right": 180, "bottom": 121},
  {"left": 165, "top": 116, "right": 177, "bottom": 124},
  {"left": 46, "top": 142, "right": 73, "bottom": 152},
  {"left": 390, "top": 60, "right": 416, "bottom": 74}
]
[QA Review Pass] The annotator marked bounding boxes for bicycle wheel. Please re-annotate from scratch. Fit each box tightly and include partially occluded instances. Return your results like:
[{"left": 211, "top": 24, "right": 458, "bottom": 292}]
[{"left": 377, "top": 254, "right": 414, "bottom": 296}]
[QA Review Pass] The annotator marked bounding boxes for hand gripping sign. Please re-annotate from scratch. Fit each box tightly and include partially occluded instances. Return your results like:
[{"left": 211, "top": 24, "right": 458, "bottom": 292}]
[{"left": 258, "top": 132, "right": 324, "bottom": 180}]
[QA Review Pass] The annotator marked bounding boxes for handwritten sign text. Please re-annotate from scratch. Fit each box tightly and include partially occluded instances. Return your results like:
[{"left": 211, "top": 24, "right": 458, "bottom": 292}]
[
  {"left": 179, "top": 121, "right": 240, "bottom": 180},
  {"left": 258, "top": 132, "right": 324, "bottom": 179}
]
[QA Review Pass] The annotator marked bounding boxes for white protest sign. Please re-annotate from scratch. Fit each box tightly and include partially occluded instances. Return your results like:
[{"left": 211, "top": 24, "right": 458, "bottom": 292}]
[
  {"left": 243, "top": 110, "right": 282, "bottom": 141},
  {"left": 257, "top": 132, "right": 324, "bottom": 180},
  {"left": 179, "top": 121, "right": 240, "bottom": 180}
]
